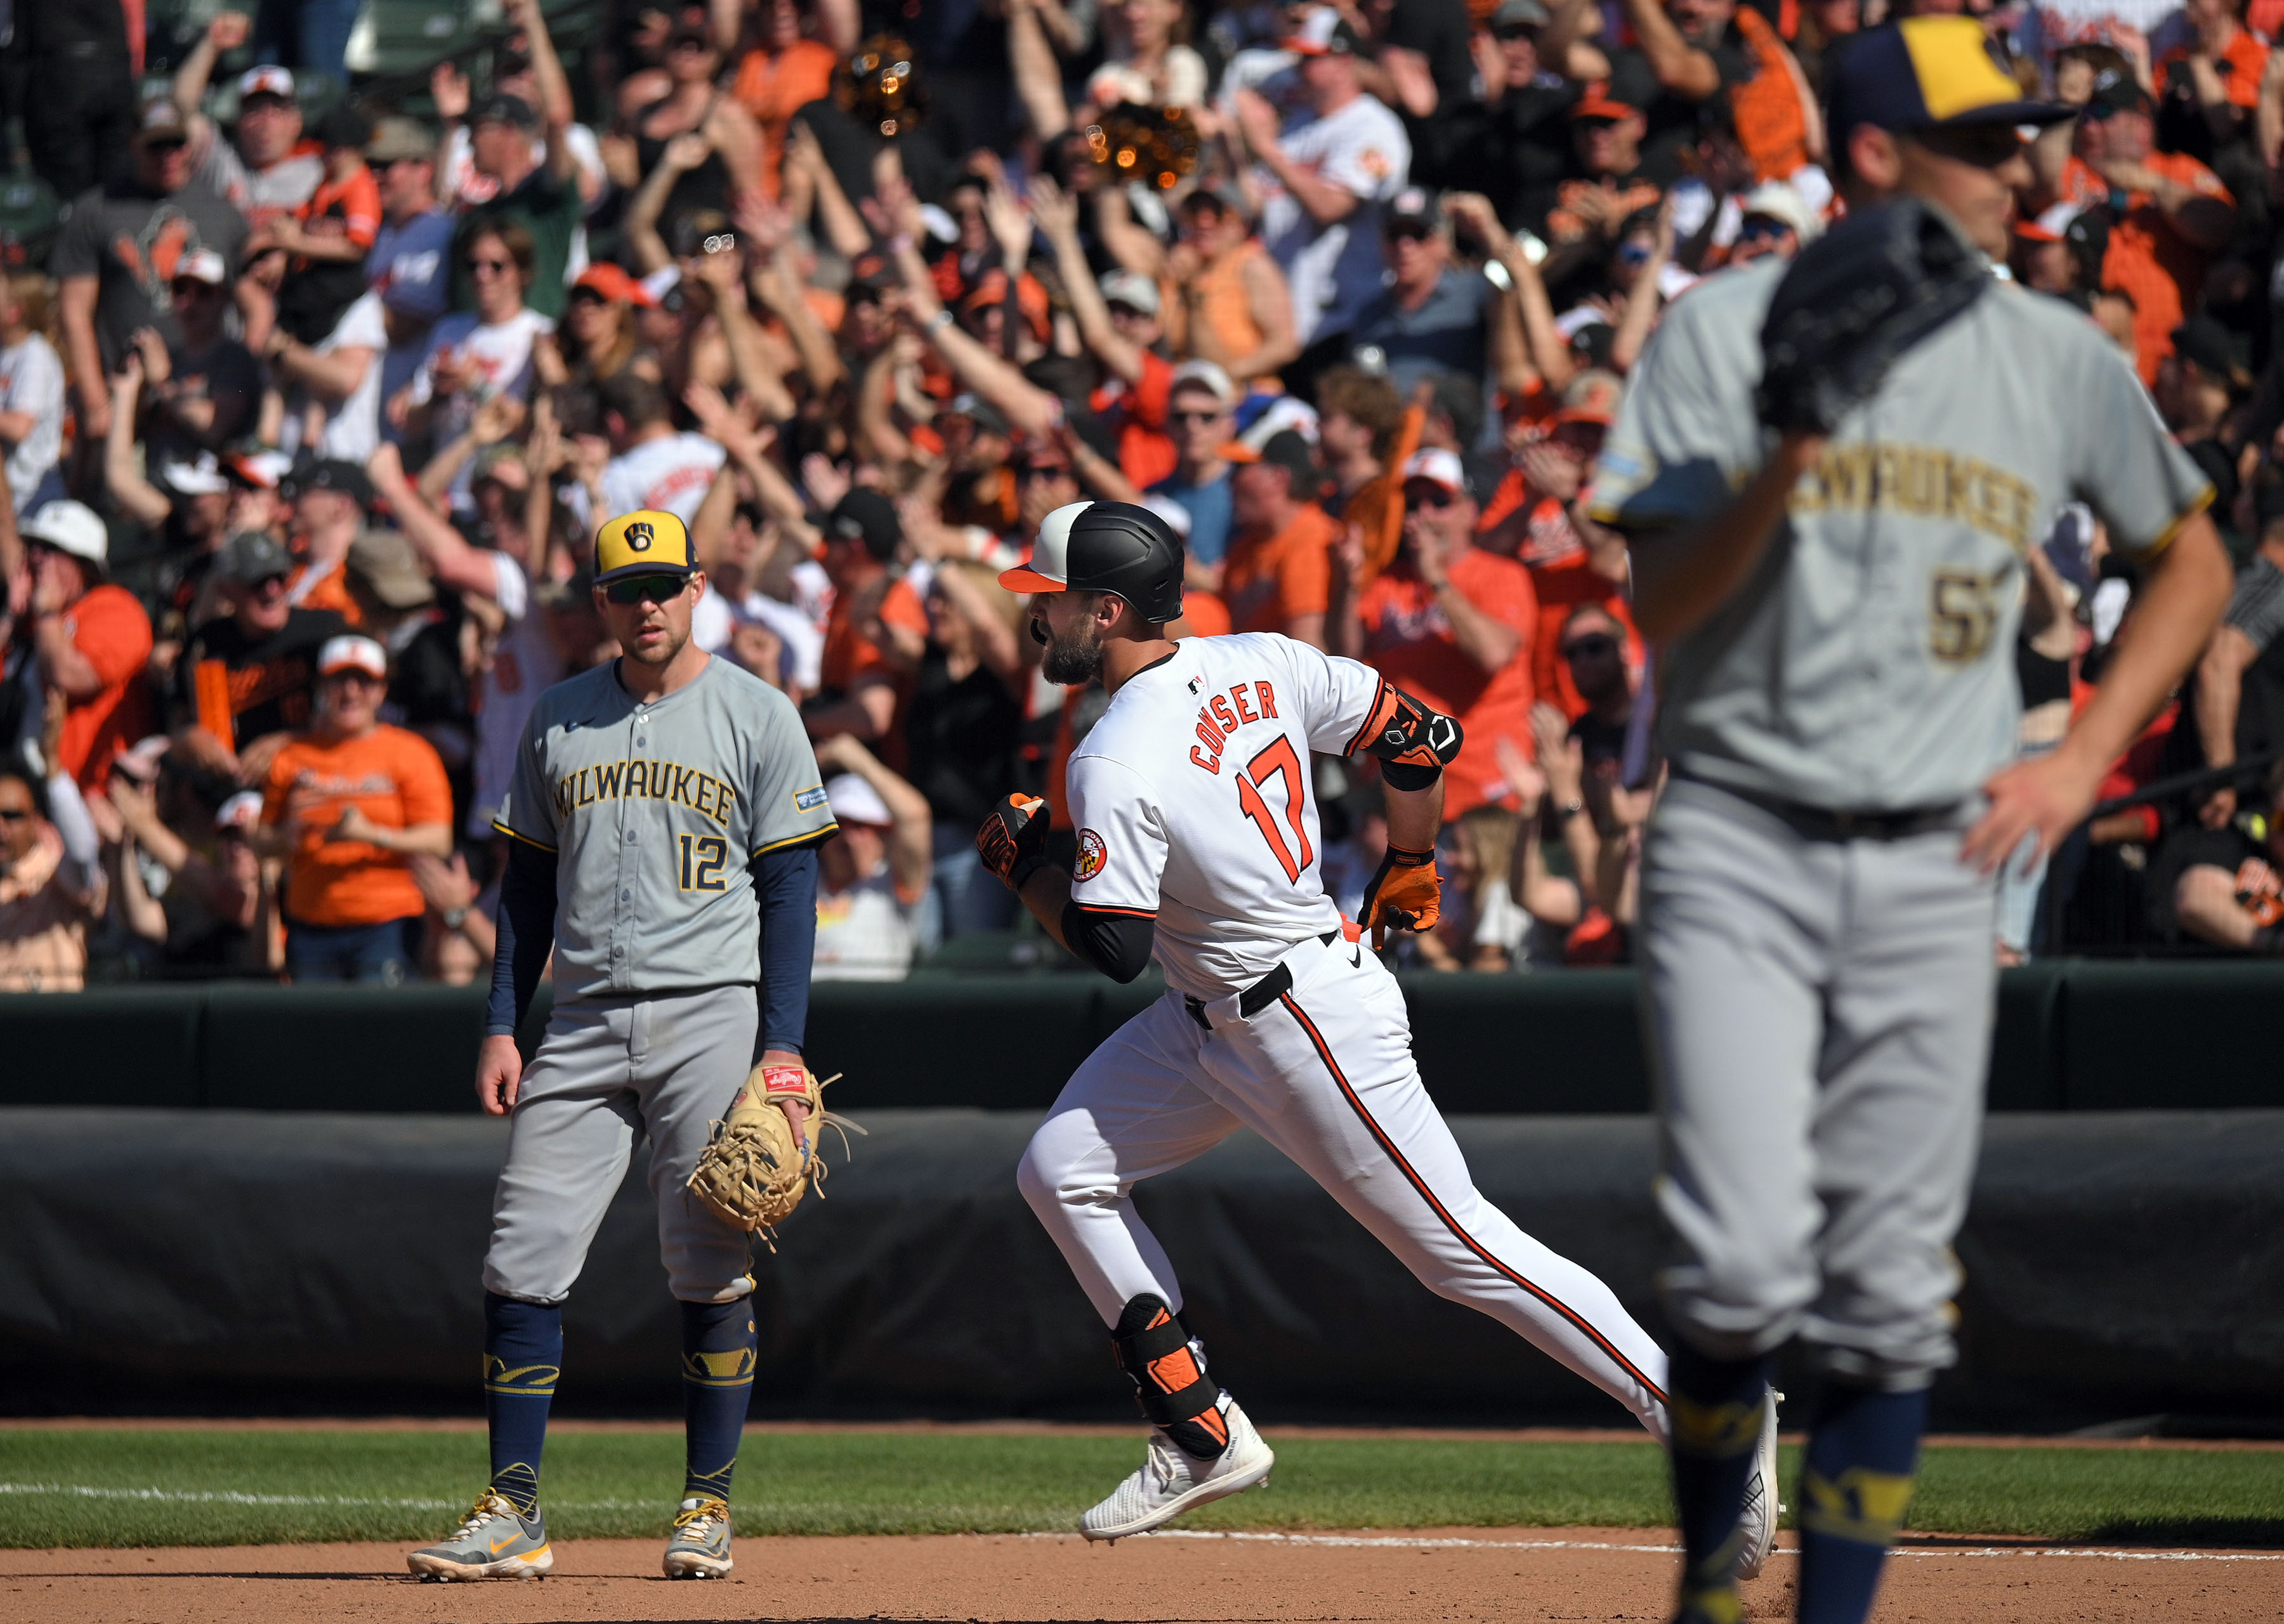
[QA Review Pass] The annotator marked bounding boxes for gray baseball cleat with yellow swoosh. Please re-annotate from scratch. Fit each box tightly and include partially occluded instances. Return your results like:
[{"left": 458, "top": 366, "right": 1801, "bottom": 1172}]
[{"left": 407, "top": 1490, "right": 553, "bottom": 1581}]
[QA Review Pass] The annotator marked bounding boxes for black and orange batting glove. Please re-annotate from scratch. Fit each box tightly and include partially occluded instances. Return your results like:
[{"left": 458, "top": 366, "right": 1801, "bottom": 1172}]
[
  {"left": 1359, "top": 845, "right": 1441, "bottom": 949},
  {"left": 977, "top": 792, "right": 1050, "bottom": 889}
]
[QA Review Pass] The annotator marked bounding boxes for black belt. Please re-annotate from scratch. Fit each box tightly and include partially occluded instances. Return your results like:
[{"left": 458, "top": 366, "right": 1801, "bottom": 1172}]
[
  {"left": 1679, "top": 773, "right": 1961, "bottom": 842},
  {"left": 1186, "top": 931, "right": 1339, "bottom": 1030}
]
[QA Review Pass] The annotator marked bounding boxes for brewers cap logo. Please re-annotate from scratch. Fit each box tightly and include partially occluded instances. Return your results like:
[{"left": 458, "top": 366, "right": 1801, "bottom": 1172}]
[
  {"left": 596, "top": 509, "right": 695, "bottom": 582},
  {"left": 1075, "top": 829, "right": 1108, "bottom": 881}
]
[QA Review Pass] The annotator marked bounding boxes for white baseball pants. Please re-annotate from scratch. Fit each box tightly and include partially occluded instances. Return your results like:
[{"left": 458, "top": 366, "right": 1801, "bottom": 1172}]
[{"left": 1019, "top": 933, "right": 1671, "bottom": 1439}]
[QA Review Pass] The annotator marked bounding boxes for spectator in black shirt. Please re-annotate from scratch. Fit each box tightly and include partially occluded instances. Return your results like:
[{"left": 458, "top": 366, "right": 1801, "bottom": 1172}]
[
  {"left": 2158, "top": 314, "right": 2247, "bottom": 521},
  {"left": 1560, "top": 602, "right": 1636, "bottom": 771},
  {"left": 137, "top": 249, "right": 262, "bottom": 466},
  {"left": 1452, "top": 0, "right": 1600, "bottom": 229},
  {"left": 169, "top": 531, "right": 346, "bottom": 790},
  {"left": 15, "top": 0, "right": 139, "bottom": 202},
  {"left": 905, "top": 559, "right": 1028, "bottom": 938},
  {"left": 1540, "top": 96, "right": 1665, "bottom": 277},
  {"left": 1604, "top": 0, "right": 1753, "bottom": 183},
  {"left": 2148, "top": 766, "right": 2284, "bottom": 952},
  {"left": 53, "top": 98, "right": 251, "bottom": 450}
]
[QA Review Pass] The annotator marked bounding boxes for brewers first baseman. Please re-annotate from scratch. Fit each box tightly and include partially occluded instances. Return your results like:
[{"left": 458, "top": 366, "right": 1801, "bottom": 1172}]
[
  {"left": 978, "top": 501, "right": 1775, "bottom": 1552},
  {"left": 407, "top": 511, "right": 837, "bottom": 1583},
  {"left": 1589, "top": 22, "right": 2234, "bottom": 1624}
]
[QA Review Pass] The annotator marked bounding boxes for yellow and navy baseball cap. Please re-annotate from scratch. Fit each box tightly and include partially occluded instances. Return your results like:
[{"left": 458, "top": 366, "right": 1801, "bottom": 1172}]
[
  {"left": 595, "top": 509, "right": 698, "bottom": 584},
  {"left": 1826, "top": 17, "right": 2070, "bottom": 136}
]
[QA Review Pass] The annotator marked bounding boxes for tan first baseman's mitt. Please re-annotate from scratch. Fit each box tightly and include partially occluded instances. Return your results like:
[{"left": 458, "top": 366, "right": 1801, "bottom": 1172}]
[{"left": 686, "top": 1064, "right": 858, "bottom": 1247}]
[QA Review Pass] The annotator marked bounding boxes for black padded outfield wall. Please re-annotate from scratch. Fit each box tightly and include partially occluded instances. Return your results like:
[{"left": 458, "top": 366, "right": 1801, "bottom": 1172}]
[
  {"left": 3, "top": 1107, "right": 2281, "bottom": 1430},
  {"left": 0, "top": 962, "right": 2281, "bottom": 1113}
]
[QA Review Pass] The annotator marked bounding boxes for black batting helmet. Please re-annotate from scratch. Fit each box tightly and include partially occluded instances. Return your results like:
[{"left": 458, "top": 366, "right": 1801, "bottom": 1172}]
[{"left": 999, "top": 501, "right": 1186, "bottom": 624}]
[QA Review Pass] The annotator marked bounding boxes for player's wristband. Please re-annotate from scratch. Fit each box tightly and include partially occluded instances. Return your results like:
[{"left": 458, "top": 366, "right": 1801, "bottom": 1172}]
[
  {"left": 760, "top": 1064, "right": 810, "bottom": 1098},
  {"left": 1007, "top": 851, "right": 1048, "bottom": 891},
  {"left": 1383, "top": 844, "right": 1435, "bottom": 868}
]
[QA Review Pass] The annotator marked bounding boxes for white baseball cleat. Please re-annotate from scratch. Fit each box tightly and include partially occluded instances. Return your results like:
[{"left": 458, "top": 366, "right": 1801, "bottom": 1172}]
[
  {"left": 1736, "top": 1387, "right": 1785, "bottom": 1580},
  {"left": 1080, "top": 1398, "right": 1275, "bottom": 1541}
]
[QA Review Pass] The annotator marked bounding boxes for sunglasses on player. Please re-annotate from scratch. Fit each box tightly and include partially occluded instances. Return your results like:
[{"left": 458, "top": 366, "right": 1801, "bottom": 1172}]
[
  {"left": 603, "top": 573, "right": 690, "bottom": 605},
  {"left": 1561, "top": 633, "right": 1619, "bottom": 661}
]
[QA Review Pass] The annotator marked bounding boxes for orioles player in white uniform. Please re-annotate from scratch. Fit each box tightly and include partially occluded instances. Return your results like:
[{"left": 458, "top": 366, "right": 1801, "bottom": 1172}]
[{"left": 978, "top": 501, "right": 1775, "bottom": 1548}]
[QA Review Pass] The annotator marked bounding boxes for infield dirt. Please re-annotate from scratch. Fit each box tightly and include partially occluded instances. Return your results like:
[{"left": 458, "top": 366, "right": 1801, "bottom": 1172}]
[{"left": 6, "top": 1528, "right": 2281, "bottom": 1623}]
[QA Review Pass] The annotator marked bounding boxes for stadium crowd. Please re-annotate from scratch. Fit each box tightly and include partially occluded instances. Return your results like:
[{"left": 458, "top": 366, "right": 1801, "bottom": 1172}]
[{"left": 4, "top": 0, "right": 2284, "bottom": 988}]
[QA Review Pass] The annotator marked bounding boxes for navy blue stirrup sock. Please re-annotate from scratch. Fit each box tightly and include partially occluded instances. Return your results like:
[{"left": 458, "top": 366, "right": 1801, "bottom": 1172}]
[
  {"left": 483, "top": 1292, "right": 562, "bottom": 1517},
  {"left": 681, "top": 1297, "right": 758, "bottom": 1502},
  {"left": 1666, "top": 1344, "right": 1774, "bottom": 1622},
  {"left": 1796, "top": 1384, "right": 1926, "bottom": 1624}
]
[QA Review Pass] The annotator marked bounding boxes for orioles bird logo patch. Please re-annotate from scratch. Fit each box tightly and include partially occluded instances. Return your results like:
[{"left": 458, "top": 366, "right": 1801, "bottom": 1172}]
[
  {"left": 1075, "top": 829, "right": 1107, "bottom": 881},
  {"left": 625, "top": 521, "right": 655, "bottom": 552}
]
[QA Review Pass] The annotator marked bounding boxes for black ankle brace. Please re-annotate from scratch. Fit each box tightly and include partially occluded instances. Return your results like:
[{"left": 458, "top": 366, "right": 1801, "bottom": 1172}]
[{"left": 1111, "top": 1294, "right": 1230, "bottom": 1462}]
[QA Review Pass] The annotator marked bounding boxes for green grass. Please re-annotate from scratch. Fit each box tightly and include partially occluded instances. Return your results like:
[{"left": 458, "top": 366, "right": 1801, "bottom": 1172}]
[{"left": 0, "top": 1429, "right": 2277, "bottom": 1549}]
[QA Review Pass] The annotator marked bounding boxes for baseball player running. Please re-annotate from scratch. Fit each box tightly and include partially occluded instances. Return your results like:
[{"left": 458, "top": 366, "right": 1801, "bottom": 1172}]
[
  {"left": 1590, "top": 22, "right": 2233, "bottom": 1624},
  {"left": 407, "top": 510, "right": 838, "bottom": 1582},
  {"left": 980, "top": 501, "right": 1777, "bottom": 1549}
]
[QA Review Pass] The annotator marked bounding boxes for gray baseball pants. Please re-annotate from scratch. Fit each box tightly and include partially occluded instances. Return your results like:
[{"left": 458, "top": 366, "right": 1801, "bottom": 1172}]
[
  {"left": 1638, "top": 777, "right": 1997, "bottom": 1391},
  {"left": 483, "top": 986, "right": 759, "bottom": 1306}
]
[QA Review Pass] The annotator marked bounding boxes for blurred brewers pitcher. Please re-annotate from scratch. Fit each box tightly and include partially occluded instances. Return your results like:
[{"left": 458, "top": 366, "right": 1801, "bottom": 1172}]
[
  {"left": 1589, "top": 21, "right": 2233, "bottom": 1624},
  {"left": 407, "top": 510, "right": 837, "bottom": 1583}
]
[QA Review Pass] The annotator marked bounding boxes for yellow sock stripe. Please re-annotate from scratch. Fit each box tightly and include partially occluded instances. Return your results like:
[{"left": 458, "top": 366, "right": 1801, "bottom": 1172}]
[
  {"left": 1798, "top": 1464, "right": 1917, "bottom": 1546},
  {"left": 482, "top": 1358, "right": 561, "bottom": 1395},
  {"left": 681, "top": 1347, "right": 757, "bottom": 1385},
  {"left": 1674, "top": 1578, "right": 1744, "bottom": 1624}
]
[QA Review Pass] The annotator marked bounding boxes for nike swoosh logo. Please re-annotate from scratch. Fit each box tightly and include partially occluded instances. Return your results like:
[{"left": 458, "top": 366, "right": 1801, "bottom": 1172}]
[
  {"left": 1349, "top": 949, "right": 1362, "bottom": 968},
  {"left": 490, "top": 1534, "right": 520, "bottom": 1553}
]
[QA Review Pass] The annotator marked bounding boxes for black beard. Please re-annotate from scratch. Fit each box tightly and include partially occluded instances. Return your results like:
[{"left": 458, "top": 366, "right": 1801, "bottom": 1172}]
[{"left": 1040, "top": 617, "right": 1105, "bottom": 684}]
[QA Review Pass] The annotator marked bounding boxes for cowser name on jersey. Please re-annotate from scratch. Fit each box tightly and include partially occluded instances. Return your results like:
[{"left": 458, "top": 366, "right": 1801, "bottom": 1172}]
[
  {"left": 554, "top": 757, "right": 739, "bottom": 827},
  {"left": 1188, "top": 679, "right": 1283, "bottom": 774}
]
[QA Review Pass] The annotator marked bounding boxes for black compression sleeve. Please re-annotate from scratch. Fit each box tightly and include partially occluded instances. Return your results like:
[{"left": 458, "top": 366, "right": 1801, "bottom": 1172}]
[
  {"left": 486, "top": 841, "right": 560, "bottom": 1037},
  {"left": 752, "top": 845, "right": 820, "bottom": 1057},
  {"left": 1060, "top": 902, "right": 1157, "bottom": 983}
]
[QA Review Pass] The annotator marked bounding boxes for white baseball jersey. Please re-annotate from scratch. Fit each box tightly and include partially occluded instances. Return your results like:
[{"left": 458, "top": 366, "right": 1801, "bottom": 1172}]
[
  {"left": 601, "top": 432, "right": 728, "bottom": 530},
  {"left": 1067, "top": 632, "right": 1388, "bottom": 1001}
]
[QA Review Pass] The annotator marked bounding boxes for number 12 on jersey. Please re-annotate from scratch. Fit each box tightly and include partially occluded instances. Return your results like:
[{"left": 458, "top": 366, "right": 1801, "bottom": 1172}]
[
  {"left": 678, "top": 832, "right": 728, "bottom": 892},
  {"left": 1236, "top": 737, "right": 1313, "bottom": 882}
]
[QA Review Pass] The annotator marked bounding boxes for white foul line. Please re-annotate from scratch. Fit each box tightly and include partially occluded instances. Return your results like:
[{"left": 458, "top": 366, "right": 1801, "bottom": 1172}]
[
  {"left": 1084, "top": 1529, "right": 2284, "bottom": 1563},
  {"left": 3, "top": 1485, "right": 2276, "bottom": 1564}
]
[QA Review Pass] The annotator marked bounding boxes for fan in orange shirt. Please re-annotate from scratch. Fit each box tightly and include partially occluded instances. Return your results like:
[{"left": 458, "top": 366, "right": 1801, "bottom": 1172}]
[
  {"left": 1478, "top": 373, "right": 1638, "bottom": 719},
  {"left": 806, "top": 489, "right": 930, "bottom": 770},
  {"left": 2061, "top": 70, "right": 2236, "bottom": 384},
  {"left": 259, "top": 635, "right": 454, "bottom": 981},
  {"left": 2157, "top": 0, "right": 2268, "bottom": 129},
  {"left": 1219, "top": 431, "right": 1339, "bottom": 645},
  {"left": 732, "top": 0, "right": 841, "bottom": 200},
  {"left": 1344, "top": 450, "right": 1537, "bottom": 819},
  {"left": 19, "top": 501, "right": 156, "bottom": 793}
]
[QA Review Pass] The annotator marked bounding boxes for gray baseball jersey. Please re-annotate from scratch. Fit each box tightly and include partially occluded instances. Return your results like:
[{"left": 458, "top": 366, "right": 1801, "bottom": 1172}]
[
  {"left": 1589, "top": 259, "right": 2214, "bottom": 813},
  {"left": 494, "top": 656, "right": 836, "bottom": 1003}
]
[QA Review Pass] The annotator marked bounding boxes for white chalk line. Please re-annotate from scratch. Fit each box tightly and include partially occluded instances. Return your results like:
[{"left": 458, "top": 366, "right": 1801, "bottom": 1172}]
[
  {"left": 0, "top": 1483, "right": 649, "bottom": 1514},
  {"left": 4, "top": 1485, "right": 2278, "bottom": 1564},
  {"left": 1072, "top": 1528, "right": 2284, "bottom": 1564}
]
